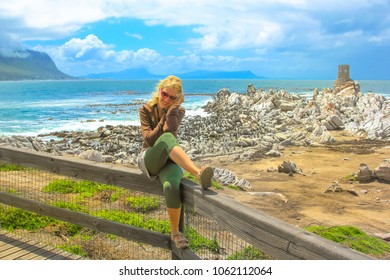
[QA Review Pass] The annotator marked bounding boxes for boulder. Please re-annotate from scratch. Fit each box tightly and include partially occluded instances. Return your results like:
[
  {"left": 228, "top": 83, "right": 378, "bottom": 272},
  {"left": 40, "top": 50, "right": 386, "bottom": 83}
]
[
  {"left": 278, "top": 161, "right": 304, "bottom": 175},
  {"left": 79, "top": 149, "right": 105, "bottom": 162},
  {"left": 213, "top": 167, "right": 253, "bottom": 191},
  {"left": 357, "top": 163, "right": 374, "bottom": 182},
  {"left": 321, "top": 115, "right": 344, "bottom": 130},
  {"left": 374, "top": 161, "right": 390, "bottom": 182}
]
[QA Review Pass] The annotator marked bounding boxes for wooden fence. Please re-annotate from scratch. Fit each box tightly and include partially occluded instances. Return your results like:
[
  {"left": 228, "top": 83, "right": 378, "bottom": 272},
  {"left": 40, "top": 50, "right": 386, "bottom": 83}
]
[{"left": 0, "top": 146, "right": 373, "bottom": 260}]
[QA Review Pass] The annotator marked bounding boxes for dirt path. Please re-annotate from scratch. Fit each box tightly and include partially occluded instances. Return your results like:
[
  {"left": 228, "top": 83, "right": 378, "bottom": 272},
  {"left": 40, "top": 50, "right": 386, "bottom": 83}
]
[{"left": 201, "top": 131, "right": 390, "bottom": 237}]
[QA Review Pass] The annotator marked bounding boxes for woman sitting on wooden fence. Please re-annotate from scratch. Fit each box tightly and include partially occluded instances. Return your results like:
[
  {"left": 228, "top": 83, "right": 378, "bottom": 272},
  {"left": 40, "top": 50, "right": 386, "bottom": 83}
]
[{"left": 137, "top": 75, "right": 214, "bottom": 249}]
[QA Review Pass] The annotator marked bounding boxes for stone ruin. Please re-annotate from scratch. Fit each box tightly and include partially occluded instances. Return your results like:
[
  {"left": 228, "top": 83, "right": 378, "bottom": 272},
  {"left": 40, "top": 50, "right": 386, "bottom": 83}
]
[
  {"left": 334, "top": 65, "right": 351, "bottom": 89},
  {"left": 333, "top": 64, "right": 360, "bottom": 94}
]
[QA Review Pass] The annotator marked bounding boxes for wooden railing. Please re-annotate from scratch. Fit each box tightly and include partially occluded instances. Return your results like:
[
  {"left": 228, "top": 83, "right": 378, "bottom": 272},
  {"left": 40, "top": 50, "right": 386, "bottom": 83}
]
[{"left": 0, "top": 146, "right": 373, "bottom": 260}]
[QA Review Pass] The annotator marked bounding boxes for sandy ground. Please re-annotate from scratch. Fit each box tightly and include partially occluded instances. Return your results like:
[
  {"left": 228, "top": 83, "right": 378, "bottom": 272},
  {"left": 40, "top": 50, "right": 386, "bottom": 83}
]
[{"left": 198, "top": 131, "right": 390, "bottom": 238}]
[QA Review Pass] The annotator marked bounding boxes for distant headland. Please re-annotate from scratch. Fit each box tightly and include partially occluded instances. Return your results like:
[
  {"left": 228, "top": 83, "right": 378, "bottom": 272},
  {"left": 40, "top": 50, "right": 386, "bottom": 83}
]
[{"left": 0, "top": 49, "right": 72, "bottom": 81}]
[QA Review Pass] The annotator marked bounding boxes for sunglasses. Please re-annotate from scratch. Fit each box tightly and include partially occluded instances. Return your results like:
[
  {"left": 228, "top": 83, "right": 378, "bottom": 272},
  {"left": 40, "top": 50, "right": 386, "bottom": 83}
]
[{"left": 160, "top": 90, "right": 177, "bottom": 102}]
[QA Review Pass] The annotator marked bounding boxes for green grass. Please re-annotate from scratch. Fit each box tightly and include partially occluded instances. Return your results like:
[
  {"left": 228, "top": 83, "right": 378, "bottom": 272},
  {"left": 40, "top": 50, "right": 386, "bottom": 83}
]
[
  {"left": 343, "top": 173, "right": 358, "bottom": 182},
  {"left": 43, "top": 179, "right": 118, "bottom": 194},
  {"left": 57, "top": 244, "right": 88, "bottom": 257},
  {"left": 43, "top": 179, "right": 123, "bottom": 203},
  {"left": 305, "top": 225, "right": 390, "bottom": 256},
  {"left": 5, "top": 188, "right": 18, "bottom": 194},
  {"left": 126, "top": 195, "right": 162, "bottom": 213},
  {"left": 51, "top": 201, "right": 90, "bottom": 213},
  {"left": 0, "top": 162, "right": 29, "bottom": 171},
  {"left": 92, "top": 209, "right": 171, "bottom": 234},
  {"left": 55, "top": 222, "right": 84, "bottom": 237},
  {"left": 0, "top": 205, "right": 83, "bottom": 236},
  {"left": 186, "top": 227, "right": 220, "bottom": 253},
  {"left": 0, "top": 205, "right": 55, "bottom": 231},
  {"left": 227, "top": 246, "right": 266, "bottom": 260}
]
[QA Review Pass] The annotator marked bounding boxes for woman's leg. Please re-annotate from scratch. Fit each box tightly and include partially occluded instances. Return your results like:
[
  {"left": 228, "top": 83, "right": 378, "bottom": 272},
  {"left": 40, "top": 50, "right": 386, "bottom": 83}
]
[
  {"left": 169, "top": 145, "right": 199, "bottom": 177},
  {"left": 170, "top": 145, "right": 214, "bottom": 189},
  {"left": 144, "top": 133, "right": 176, "bottom": 176},
  {"left": 159, "top": 160, "right": 183, "bottom": 211},
  {"left": 166, "top": 207, "right": 181, "bottom": 235},
  {"left": 159, "top": 161, "right": 188, "bottom": 248},
  {"left": 144, "top": 132, "right": 198, "bottom": 177},
  {"left": 144, "top": 132, "right": 213, "bottom": 189}
]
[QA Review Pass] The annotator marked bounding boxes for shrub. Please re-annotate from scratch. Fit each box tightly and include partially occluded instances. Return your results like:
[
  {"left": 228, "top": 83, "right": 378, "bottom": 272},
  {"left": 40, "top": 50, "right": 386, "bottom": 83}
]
[{"left": 305, "top": 225, "right": 390, "bottom": 256}]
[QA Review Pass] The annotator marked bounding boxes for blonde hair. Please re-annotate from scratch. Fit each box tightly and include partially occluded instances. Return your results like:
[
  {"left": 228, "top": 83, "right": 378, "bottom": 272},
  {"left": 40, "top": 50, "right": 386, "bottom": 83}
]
[{"left": 147, "top": 75, "right": 184, "bottom": 106}]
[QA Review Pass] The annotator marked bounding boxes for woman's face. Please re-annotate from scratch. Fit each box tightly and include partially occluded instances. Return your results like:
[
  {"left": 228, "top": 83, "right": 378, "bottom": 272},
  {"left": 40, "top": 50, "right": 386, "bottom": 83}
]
[{"left": 158, "top": 87, "right": 178, "bottom": 109}]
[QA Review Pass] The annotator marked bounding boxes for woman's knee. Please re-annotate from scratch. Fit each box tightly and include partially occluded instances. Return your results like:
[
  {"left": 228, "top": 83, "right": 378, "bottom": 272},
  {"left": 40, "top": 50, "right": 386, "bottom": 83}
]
[
  {"left": 158, "top": 132, "right": 176, "bottom": 144},
  {"left": 155, "top": 132, "right": 178, "bottom": 153},
  {"left": 159, "top": 162, "right": 183, "bottom": 208},
  {"left": 163, "top": 181, "right": 181, "bottom": 208}
]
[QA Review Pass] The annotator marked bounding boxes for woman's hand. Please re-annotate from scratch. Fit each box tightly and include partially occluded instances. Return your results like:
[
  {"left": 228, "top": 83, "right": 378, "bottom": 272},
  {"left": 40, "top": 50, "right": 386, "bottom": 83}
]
[
  {"left": 167, "top": 94, "right": 184, "bottom": 115},
  {"left": 172, "top": 94, "right": 184, "bottom": 107}
]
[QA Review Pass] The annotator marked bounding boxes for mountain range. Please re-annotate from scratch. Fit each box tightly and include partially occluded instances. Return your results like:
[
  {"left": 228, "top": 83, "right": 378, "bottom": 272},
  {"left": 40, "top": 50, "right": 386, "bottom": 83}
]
[
  {"left": 0, "top": 49, "right": 265, "bottom": 81},
  {"left": 83, "top": 68, "right": 264, "bottom": 80},
  {"left": 0, "top": 50, "right": 72, "bottom": 80}
]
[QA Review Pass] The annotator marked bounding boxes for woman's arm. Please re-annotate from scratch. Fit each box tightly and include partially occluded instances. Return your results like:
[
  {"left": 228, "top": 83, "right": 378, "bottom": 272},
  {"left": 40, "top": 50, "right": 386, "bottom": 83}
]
[
  {"left": 139, "top": 106, "right": 166, "bottom": 147},
  {"left": 163, "top": 106, "right": 185, "bottom": 137}
]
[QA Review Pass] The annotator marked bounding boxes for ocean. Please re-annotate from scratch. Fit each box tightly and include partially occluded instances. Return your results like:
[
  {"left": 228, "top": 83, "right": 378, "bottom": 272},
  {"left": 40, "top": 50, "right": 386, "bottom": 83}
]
[{"left": 0, "top": 79, "right": 389, "bottom": 137}]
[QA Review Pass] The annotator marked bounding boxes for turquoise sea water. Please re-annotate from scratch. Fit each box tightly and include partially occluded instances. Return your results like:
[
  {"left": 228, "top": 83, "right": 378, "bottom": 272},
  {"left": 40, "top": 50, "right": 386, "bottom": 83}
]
[{"left": 0, "top": 79, "right": 389, "bottom": 136}]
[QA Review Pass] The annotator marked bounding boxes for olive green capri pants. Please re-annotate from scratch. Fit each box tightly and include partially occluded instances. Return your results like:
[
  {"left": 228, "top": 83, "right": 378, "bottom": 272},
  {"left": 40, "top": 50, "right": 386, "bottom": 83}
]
[{"left": 144, "top": 132, "right": 183, "bottom": 209}]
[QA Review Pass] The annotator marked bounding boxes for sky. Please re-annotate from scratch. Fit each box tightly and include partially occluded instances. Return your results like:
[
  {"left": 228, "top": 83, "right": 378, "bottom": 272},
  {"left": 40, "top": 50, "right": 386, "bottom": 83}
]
[{"left": 0, "top": 0, "right": 389, "bottom": 79}]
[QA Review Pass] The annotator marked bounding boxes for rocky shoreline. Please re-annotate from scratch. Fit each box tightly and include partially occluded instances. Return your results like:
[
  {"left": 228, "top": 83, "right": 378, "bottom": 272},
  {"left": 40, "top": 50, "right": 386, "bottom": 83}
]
[{"left": 1, "top": 80, "right": 389, "bottom": 189}]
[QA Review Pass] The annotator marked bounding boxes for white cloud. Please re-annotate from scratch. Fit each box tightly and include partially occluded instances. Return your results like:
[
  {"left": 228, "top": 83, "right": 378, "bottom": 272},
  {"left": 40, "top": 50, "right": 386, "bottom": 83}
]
[
  {"left": 61, "top": 35, "right": 113, "bottom": 59},
  {"left": 33, "top": 34, "right": 261, "bottom": 76},
  {"left": 33, "top": 34, "right": 162, "bottom": 74},
  {"left": 0, "top": 0, "right": 111, "bottom": 41},
  {"left": 369, "top": 28, "right": 390, "bottom": 44},
  {"left": 125, "top": 32, "right": 143, "bottom": 40},
  {"left": 190, "top": 19, "right": 283, "bottom": 51},
  {"left": 1, "top": 0, "right": 389, "bottom": 52}
]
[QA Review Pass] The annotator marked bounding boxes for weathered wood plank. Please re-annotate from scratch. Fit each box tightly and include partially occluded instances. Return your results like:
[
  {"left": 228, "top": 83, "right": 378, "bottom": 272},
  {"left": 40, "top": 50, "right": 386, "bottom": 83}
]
[
  {"left": 0, "top": 246, "right": 22, "bottom": 258},
  {"left": 23, "top": 245, "right": 58, "bottom": 260},
  {"left": 0, "top": 230, "right": 82, "bottom": 260},
  {"left": 2, "top": 243, "right": 44, "bottom": 260},
  {"left": 0, "top": 192, "right": 171, "bottom": 250},
  {"left": 29, "top": 246, "right": 61, "bottom": 260},
  {"left": 0, "top": 146, "right": 164, "bottom": 196},
  {"left": 171, "top": 245, "right": 202, "bottom": 260},
  {"left": 0, "top": 240, "right": 26, "bottom": 252},
  {"left": 0, "top": 240, "right": 22, "bottom": 250}
]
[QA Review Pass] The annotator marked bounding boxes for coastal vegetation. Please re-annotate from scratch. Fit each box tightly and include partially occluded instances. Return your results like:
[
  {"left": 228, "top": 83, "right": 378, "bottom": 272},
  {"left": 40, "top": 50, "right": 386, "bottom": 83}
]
[
  {"left": 305, "top": 225, "right": 390, "bottom": 256},
  {"left": 0, "top": 162, "right": 29, "bottom": 171}
]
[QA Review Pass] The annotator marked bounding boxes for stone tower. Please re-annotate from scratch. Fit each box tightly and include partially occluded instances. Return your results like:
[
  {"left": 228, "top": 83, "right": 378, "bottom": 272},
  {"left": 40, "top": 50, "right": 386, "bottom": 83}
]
[{"left": 334, "top": 64, "right": 351, "bottom": 91}]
